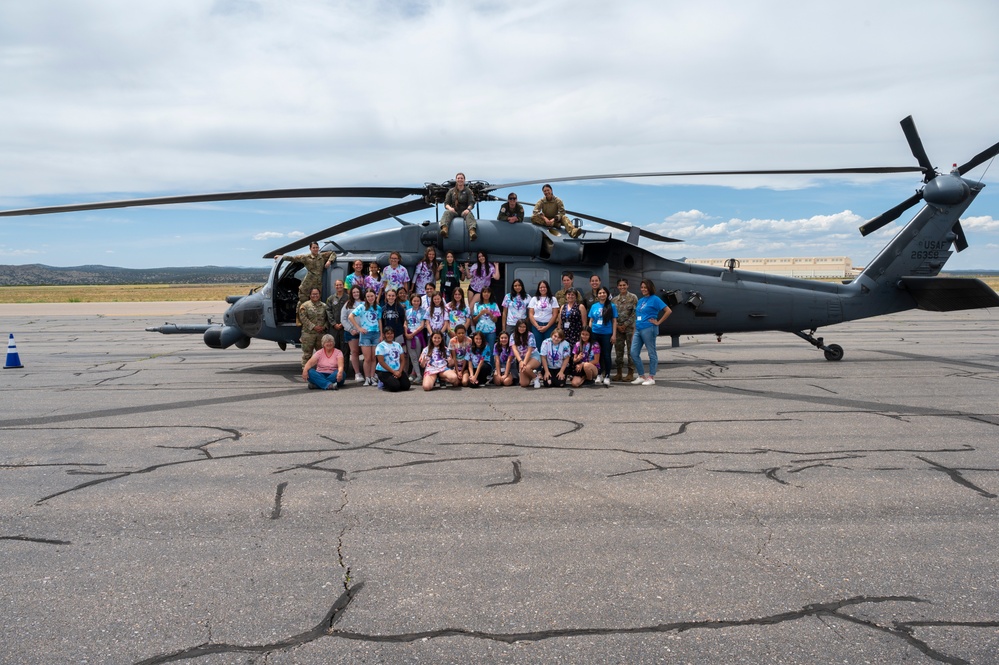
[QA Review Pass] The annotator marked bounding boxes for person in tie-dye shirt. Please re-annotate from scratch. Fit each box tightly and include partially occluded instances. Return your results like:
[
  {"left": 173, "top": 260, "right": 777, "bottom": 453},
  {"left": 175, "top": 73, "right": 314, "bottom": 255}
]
[
  {"left": 492, "top": 330, "right": 516, "bottom": 386},
  {"left": 411, "top": 247, "right": 440, "bottom": 294},
  {"left": 448, "top": 324, "right": 472, "bottom": 387},
  {"left": 380, "top": 251, "right": 410, "bottom": 300},
  {"left": 420, "top": 331, "right": 459, "bottom": 391},
  {"left": 471, "top": 286, "right": 500, "bottom": 352},
  {"left": 404, "top": 294, "right": 427, "bottom": 380},
  {"left": 425, "top": 292, "right": 448, "bottom": 336},
  {"left": 467, "top": 331, "right": 493, "bottom": 388},
  {"left": 445, "top": 288, "right": 470, "bottom": 336},
  {"left": 502, "top": 279, "right": 529, "bottom": 334},
  {"left": 540, "top": 327, "right": 571, "bottom": 388},
  {"left": 570, "top": 327, "right": 601, "bottom": 387}
]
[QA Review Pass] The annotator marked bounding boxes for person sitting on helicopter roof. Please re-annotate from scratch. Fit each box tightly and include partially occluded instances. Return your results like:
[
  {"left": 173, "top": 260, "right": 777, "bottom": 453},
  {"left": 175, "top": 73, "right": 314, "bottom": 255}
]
[
  {"left": 302, "top": 334, "right": 346, "bottom": 390},
  {"left": 531, "top": 184, "right": 580, "bottom": 238},
  {"left": 439, "top": 172, "right": 478, "bottom": 240},
  {"left": 497, "top": 192, "right": 524, "bottom": 224},
  {"left": 298, "top": 287, "right": 328, "bottom": 367},
  {"left": 275, "top": 241, "right": 334, "bottom": 304}
]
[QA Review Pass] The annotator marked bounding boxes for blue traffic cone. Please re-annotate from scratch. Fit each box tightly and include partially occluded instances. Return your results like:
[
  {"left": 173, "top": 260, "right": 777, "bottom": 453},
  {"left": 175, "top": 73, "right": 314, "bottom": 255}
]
[{"left": 4, "top": 333, "right": 24, "bottom": 369}]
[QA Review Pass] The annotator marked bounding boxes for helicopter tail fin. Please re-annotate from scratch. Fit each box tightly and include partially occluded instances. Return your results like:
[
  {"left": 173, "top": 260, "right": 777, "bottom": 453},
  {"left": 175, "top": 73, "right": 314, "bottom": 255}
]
[{"left": 857, "top": 179, "right": 983, "bottom": 285}]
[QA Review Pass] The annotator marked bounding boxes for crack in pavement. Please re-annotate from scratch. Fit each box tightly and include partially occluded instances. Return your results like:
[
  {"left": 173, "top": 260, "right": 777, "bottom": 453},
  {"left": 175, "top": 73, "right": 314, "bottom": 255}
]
[
  {"left": 33, "top": 447, "right": 356, "bottom": 505},
  {"left": 0, "top": 388, "right": 304, "bottom": 428},
  {"left": 270, "top": 482, "right": 288, "bottom": 519},
  {"left": 607, "top": 459, "right": 697, "bottom": 478},
  {"left": 133, "top": 584, "right": 362, "bottom": 665},
  {"left": 710, "top": 467, "right": 798, "bottom": 488},
  {"left": 486, "top": 460, "right": 522, "bottom": 487},
  {"left": 0, "top": 535, "right": 71, "bottom": 545},
  {"left": 134, "top": 592, "right": 981, "bottom": 665},
  {"left": 398, "top": 417, "right": 583, "bottom": 438},
  {"left": 915, "top": 455, "right": 998, "bottom": 499}
]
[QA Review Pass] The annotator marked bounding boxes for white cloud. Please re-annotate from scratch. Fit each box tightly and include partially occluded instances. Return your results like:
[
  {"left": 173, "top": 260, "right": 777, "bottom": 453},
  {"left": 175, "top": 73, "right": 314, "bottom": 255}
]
[
  {"left": 0, "top": 247, "right": 39, "bottom": 256},
  {"left": 962, "top": 215, "right": 999, "bottom": 232},
  {"left": 2, "top": 1, "right": 998, "bottom": 268}
]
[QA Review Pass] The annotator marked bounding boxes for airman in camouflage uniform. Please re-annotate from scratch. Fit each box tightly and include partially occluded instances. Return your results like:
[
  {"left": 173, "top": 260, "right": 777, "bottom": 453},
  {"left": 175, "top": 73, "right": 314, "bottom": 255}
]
[
  {"left": 531, "top": 184, "right": 580, "bottom": 238},
  {"left": 298, "top": 288, "right": 328, "bottom": 366},
  {"left": 276, "top": 241, "right": 334, "bottom": 304},
  {"left": 612, "top": 278, "right": 638, "bottom": 382},
  {"left": 440, "top": 172, "right": 477, "bottom": 240},
  {"left": 554, "top": 271, "right": 576, "bottom": 308}
]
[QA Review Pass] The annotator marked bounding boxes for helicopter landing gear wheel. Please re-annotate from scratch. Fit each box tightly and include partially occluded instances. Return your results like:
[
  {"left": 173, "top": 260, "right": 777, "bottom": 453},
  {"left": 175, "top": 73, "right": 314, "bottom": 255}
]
[{"left": 792, "top": 330, "right": 844, "bottom": 361}]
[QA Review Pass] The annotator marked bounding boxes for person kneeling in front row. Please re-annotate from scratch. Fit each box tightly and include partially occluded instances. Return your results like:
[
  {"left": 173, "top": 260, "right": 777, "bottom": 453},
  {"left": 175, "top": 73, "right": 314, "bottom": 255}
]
[{"left": 375, "top": 327, "right": 411, "bottom": 392}]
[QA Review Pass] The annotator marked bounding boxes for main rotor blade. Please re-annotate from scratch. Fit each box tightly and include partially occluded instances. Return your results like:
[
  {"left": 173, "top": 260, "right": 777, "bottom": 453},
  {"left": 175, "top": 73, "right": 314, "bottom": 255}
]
[
  {"left": 858, "top": 191, "right": 924, "bottom": 236},
  {"left": 488, "top": 167, "right": 923, "bottom": 192},
  {"left": 565, "top": 209, "right": 682, "bottom": 243},
  {"left": 956, "top": 139, "right": 999, "bottom": 176},
  {"left": 264, "top": 198, "right": 432, "bottom": 258},
  {"left": 900, "top": 115, "right": 934, "bottom": 181},
  {"left": 0, "top": 187, "right": 427, "bottom": 217}
]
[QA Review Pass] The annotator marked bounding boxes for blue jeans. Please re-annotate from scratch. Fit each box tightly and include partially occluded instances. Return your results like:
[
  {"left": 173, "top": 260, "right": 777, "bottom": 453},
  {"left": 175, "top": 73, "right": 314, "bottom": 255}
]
[
  {"left": 479, "top": 331, "right": 496, "bottom": 355},
  {"left": 631, "top": 326, "right": 659, "bottom": 377},
  {"left": 308, "top": 369, "right": 345, "bottom": 390},
  {"left": 592, "top": 331, "right": 612, "bottom": 375},
  {"left": 532, "top": 323, "right": 553, "bottom": 347}
]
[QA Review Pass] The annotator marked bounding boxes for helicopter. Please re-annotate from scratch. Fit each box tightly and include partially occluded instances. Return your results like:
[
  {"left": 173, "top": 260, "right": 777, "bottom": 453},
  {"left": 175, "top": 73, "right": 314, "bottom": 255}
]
[{"left": 3, "top": 115, "right": 998, "bottom": 361}]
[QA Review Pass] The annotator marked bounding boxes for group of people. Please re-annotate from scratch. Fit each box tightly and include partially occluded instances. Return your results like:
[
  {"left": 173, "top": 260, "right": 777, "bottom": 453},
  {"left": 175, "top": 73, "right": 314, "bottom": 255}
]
[
  {"left": 298, "top": 254, "right": 672, "bottom": 392},
  {"left": 440, "top": 173, "right": 581, "bottom": 241}
]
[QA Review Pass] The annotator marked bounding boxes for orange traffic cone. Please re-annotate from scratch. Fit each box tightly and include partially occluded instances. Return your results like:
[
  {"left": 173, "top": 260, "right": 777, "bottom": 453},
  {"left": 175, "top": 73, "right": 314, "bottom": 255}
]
[{"left": 4, "top": 333, "right": 24, "bottom": 369}]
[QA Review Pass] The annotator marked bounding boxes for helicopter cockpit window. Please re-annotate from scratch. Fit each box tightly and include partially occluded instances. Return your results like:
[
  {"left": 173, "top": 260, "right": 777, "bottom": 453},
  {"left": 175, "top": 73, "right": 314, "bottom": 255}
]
[{"left": 274, "top": 260, "right": 305, "bottom": 325}]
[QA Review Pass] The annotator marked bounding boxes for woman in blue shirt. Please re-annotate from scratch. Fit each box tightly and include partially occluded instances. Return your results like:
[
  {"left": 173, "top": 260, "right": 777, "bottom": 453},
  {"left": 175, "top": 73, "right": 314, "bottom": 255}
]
[
  {"left": 630, "top": 279, "right": 672, "bottom": 386},
  {"left": 587, "top": 287, "right": 617, "bottom": 386}
]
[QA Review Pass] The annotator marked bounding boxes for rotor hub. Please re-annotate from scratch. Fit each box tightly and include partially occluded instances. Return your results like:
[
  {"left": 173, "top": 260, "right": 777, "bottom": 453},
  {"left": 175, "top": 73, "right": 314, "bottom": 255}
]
[{"left": 923, "top": 174, "right": 970, "bottom": 207}]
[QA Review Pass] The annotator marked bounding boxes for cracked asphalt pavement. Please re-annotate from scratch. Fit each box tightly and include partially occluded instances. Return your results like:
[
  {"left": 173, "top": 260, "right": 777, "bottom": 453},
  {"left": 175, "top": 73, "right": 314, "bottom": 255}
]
[{"left": 1, "top": 303, "right": 998, "bottom": 664}]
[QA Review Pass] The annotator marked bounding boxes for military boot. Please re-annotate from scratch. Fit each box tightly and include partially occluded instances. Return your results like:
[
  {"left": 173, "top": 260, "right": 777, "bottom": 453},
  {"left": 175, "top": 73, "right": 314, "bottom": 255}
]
[
  {"left": 624, "top": 369, "right": 635, "bottom": 383},
  {"left": 612, "top": 369, "right": 624, "bottom": 382}
]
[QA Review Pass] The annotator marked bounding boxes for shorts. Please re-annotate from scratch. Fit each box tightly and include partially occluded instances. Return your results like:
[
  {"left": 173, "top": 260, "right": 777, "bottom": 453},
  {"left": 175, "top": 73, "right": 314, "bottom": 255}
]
[
  {"left": 345, "top": 331, "right": 358, "bottom": 343},
  {"left": 359, "top": 330, "right": 380, "bottom": 347}
]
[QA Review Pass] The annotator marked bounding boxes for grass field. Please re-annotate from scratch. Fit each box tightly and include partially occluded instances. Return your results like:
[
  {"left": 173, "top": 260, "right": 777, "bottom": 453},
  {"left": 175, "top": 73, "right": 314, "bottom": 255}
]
[
  {"left": 1, "top": 276, "right": 997, "bottom": 304},
  {"left": 0, "top": 283, "right": 262, "bottom": 304}
]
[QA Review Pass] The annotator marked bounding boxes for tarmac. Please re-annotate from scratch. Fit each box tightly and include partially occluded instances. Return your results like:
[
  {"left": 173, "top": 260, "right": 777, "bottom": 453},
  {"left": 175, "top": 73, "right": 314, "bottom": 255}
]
[{"left": 1, "top": 301, "right": 998, "bottom": 664}]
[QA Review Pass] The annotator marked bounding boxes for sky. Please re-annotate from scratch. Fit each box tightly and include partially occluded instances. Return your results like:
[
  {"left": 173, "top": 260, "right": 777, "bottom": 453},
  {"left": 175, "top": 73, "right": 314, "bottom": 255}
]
[{"left": 1, "top": 0, "right": 998, "bottom": 270}]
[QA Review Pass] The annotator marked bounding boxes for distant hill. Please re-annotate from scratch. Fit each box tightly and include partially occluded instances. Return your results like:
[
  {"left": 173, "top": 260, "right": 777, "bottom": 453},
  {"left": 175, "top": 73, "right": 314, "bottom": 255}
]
[{"left": 0, "top": 264, "right": 270, "bottom": 286}]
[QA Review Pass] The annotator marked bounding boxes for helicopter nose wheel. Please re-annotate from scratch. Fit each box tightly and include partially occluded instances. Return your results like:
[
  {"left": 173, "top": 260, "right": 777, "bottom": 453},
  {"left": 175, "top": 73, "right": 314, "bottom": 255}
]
[{"left": 793, "top": 330, "right": 844, "bottom": 361}]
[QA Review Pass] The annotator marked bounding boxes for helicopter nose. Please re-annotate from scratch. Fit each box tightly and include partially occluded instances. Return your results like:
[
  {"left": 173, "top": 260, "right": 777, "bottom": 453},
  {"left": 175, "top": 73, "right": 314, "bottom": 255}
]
[
  {"left": 224, "top": 293, "right": 264, "bottom": 336},
  {"left": 923, "top": 174, "right": 971, "bottom": 207}
]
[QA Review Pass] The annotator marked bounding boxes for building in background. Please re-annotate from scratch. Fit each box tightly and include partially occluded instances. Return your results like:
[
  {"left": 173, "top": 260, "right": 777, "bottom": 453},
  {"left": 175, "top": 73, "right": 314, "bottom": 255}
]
[{"left": 685, "top": 257, "right": 855, "bottom": 278}]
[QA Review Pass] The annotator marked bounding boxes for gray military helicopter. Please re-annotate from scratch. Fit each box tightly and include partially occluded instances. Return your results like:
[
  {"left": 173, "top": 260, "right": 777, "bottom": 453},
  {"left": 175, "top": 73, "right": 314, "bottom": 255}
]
[{"left": 4, "top": 116, "right": 998, "bottom": 361}]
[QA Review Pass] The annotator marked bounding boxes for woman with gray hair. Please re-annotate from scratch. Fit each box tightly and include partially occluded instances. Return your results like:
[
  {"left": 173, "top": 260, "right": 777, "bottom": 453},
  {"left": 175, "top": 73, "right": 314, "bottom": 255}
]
[{"left": 302, "top": 334, "right": 346, "bottom": 390}]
